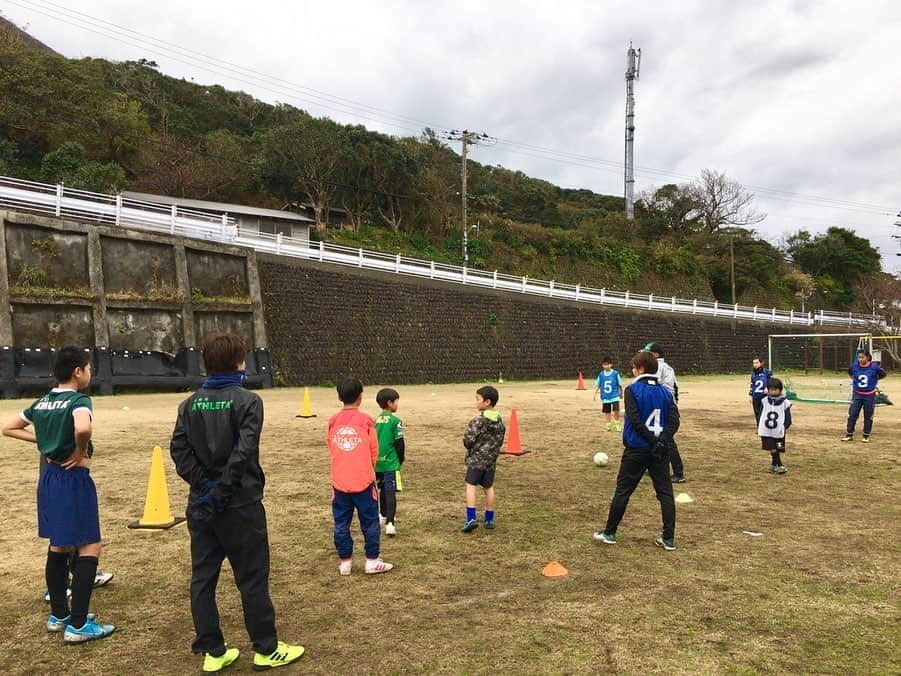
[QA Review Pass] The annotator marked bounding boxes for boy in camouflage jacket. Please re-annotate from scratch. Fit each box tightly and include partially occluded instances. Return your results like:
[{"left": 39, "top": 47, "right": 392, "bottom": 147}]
[{"left": 460, "top": 386, "right": 506, "bottom": 533}]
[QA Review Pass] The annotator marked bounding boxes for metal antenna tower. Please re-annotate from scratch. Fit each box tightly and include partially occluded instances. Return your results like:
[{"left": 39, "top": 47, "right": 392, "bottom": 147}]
[{"left": 624, "top": 43, "right": 641, "bottom": 220}]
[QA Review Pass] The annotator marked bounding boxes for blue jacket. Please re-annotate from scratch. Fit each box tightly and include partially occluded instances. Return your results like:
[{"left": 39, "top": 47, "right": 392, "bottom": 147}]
[{"left": 622, "top": 374, "right": 680, "bottom": 449}]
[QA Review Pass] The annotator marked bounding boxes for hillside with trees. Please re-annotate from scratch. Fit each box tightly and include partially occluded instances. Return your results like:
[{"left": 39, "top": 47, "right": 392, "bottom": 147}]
[{"left": 1, "top": 19, "right": 896, "bottom": 320}]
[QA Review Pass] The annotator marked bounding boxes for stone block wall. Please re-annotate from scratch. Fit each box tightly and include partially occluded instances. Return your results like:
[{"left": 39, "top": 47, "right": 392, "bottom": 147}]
[{"left": 259, "top": 255, "right": 793, "bottom": 386}]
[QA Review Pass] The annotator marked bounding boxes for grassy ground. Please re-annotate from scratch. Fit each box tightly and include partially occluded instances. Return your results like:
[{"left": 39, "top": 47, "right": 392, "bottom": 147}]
[{"left": 0, "top": 376, "right": 898, "bottom": 674}]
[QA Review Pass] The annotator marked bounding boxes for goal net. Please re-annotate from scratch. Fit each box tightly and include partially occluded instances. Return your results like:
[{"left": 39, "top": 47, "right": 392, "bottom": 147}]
[{"left": 768, "top": 333, "right": 872, "bottom": 404}]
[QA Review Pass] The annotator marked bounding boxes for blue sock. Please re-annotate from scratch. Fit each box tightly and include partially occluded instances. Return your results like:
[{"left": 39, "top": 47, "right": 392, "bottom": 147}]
[
  {"left": 466, "top": 507, "right": 476, "bottom": 522},
  {"left": 485, "top": 510, "right": 494, "bottom": 523}
]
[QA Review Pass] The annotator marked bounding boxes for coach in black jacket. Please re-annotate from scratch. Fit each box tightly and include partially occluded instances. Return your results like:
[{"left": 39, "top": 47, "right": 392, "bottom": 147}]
[{"left": 170, "top": 333, "right": 304, "bottom": 671}]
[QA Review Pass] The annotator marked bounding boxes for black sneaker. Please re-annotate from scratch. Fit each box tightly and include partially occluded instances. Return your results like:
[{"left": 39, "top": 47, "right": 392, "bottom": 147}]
[
  {"left": 671, "top": 475, "right": 686, "bottom": 483},
  {"left": 654, "top": 536, "right": 676, "bottom": 551}
]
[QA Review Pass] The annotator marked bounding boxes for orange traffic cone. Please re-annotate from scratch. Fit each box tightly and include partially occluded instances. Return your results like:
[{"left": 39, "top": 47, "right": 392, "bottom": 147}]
[
  {"left": 542, "top": 561, "right": 569, "bottom": 578},
  {"left": 128, "top": 445, "right": 185, "bottom": 530},
  {"left": 501, "top": 408, "right": 530, "bottom": 456},
  {"left": 577, "top": 372, "right": 586, "bottom": 390},
  {"left": 296, "top": 387, "right": 317, "bottom": 418}
]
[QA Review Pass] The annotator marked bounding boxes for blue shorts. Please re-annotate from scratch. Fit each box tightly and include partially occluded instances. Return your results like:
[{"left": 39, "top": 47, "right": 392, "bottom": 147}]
[
  {"left": 376, "top": 471, "right": 397, "bottom": 492},
  {"left": 38, "top": 463, "right": 101, "bottom": 547},
  {"left": 465, "top": 466, "right": 496, "bottom": 488}
]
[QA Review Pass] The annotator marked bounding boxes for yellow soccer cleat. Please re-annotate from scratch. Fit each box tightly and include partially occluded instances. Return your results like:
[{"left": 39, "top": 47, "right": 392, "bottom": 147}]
[
  {"left": 203, "top": 646, "right": 240, "bottom": 672},
  {"left": 253, "top": 641, "right": 305, "bottom": 670}
]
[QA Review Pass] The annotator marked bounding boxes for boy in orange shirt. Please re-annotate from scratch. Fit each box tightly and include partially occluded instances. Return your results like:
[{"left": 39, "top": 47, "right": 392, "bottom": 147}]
[{"left": 327, "top": 378, "right": 393, "bottom": 576}]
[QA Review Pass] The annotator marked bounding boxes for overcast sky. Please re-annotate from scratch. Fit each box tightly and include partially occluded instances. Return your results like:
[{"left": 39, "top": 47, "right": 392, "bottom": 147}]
[{"left": 4, "top": 0, "right": 900, "bottom": 273}]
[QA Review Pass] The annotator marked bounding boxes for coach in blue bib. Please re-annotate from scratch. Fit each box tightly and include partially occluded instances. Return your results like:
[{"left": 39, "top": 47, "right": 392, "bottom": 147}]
[
  {"left": 841, "top": 349, "right": 887, "bottom": 442},
  {"left": 594, "top": 350, "right": 681, "bottom": 550}
]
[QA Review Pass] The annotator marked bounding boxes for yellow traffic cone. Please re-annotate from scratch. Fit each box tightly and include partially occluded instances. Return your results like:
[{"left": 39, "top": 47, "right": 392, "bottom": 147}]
[
  {"left": 128, "top": 445, "right": 185, "bottom": 529},
  {"left": 296, "top": 387, "right": 317, "bottom": 418}
]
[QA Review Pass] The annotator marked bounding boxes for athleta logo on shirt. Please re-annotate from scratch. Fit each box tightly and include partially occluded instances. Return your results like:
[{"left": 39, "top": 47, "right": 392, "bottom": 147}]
[
  {"left": 33, "top": 399, "right": 72, "bottom": 411},
  {"left": 332, "top": 426, "right": 362, "bottom": 452},
  {"left": 191, "top": 397, "right": 233, "bottom": 412}
]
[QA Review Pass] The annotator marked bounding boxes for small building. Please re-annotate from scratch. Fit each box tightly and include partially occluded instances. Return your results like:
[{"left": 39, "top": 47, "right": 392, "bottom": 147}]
[{"left": 124, "top": 192, "right": 314, "bottom": 242}]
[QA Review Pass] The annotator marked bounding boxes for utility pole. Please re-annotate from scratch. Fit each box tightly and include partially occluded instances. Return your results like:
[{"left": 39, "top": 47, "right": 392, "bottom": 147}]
[
  {"left": 730, "top": 235, "right": 736, "bottom": 305},
  {"left": 446, "top": 129, "right": 495, "bottom": 262},
  {"left": 624, "top": 43, "right": 641, "bottom": 220}
]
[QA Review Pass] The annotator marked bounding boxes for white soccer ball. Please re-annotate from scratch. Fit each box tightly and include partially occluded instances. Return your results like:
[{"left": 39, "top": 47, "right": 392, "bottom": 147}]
[{"left": 593, "top": 452, "right": 609, "bottom": 467}]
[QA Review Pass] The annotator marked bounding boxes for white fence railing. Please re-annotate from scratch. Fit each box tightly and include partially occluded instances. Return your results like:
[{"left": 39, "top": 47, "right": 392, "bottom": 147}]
[{"left": 0, "top": 175, "right": 877, "bottom": 328}]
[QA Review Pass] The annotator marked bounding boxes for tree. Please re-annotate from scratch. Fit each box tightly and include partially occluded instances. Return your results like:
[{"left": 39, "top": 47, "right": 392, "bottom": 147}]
[
  {"left": 784, "top": 227, "right": 882, "bottom": 308},
  {"left": 690, "top": 169, "right": 765, "bottom": 233},
  {"left": 635, "top": 183, "right": 701, "bottom": 236},
  {"left": 40, "top": 142, "right": 125, "bottom": 192}
]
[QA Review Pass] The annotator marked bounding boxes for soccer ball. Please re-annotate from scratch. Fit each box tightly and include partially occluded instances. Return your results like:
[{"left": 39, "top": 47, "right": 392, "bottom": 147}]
[{"left": 593, "top": 452, "right": 609, "bottom": 467}]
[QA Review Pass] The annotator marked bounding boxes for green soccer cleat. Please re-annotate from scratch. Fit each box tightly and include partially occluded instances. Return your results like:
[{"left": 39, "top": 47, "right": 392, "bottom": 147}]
[
  {"left": 593, "top": 531, "right": 616, "bottom": 545},
  {"left": 203, "top": 646, "right": 240, "bottom": 672},
  {"left": 253, "top": 641, "right": 305, "bottom": 671}
]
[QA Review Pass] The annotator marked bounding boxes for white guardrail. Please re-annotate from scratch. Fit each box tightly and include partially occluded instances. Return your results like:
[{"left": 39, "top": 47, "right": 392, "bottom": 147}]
[{"left": 0, "top": 175, "right": 877, "bottom": 328}]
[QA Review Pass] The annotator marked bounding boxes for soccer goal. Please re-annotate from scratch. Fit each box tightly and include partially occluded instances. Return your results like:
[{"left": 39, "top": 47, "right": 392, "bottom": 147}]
[{"left": 768, "top": 333, "right": 872, "bottom": 404}]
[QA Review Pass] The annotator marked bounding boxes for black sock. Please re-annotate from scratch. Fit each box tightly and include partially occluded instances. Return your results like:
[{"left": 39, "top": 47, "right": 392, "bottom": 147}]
[
  {"left": 70, "top": 555, "right": 99, "bottom": 629},
  {"left": 46, "top": 549, "right": 71, "bottom": 619},
  {"left": 772, "top": 452, "right": 781, "bottom": 466},
  {"left": 383, "top": 489, "right": 397, "bottom": 523}
]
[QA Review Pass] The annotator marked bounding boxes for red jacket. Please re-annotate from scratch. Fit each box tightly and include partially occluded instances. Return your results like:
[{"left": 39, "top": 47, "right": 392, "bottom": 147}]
[{"left": 327, "top": 407, "right": 378, "bottom": 492}]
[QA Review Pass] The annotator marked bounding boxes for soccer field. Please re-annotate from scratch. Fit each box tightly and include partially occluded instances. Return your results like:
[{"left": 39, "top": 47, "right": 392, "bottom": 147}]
[{"left": 0, "top": 376, "right": 898, "bottom": 674}]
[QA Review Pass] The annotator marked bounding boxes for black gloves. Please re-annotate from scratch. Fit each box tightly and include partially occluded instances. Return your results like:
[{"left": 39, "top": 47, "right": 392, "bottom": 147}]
[{"left": 188, "top": 480, "right": 230, "bottom": 522}]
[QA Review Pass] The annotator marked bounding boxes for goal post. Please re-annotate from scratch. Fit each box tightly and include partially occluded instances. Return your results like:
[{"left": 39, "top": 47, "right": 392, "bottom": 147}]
[{"left": 768, "top": 333, "right": 872, "bottom": 404}]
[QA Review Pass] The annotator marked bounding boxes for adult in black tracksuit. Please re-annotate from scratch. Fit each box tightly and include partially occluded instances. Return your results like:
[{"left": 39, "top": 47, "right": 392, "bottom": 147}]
[
  {"left": 170, "top": 333, "right": 303, "bottom": 672},
  {"left": 594, "top": 350, "right": 680, "bottom": 550}
]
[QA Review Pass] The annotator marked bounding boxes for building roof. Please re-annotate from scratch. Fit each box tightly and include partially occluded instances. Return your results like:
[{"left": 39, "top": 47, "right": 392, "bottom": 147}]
[{"left": 124, "top": 191, "right": 315, "bottom": 223}]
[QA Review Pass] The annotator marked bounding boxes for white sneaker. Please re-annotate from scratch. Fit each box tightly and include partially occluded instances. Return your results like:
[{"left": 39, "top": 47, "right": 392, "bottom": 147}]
[
  {"left": 385, "top": 522, "right": 396, "bottom": 536},
  {"left": 379, "top": 514, "right": 387, "bottom": 526},
  {"left": 365, "top": 558, "right": 394, "bottom": 574},
  {"left": 338, "top": 559, "right": 352, "bottom": 576},
  {"left": 93, "top": 571, "right": 114, "bottom": 587}
]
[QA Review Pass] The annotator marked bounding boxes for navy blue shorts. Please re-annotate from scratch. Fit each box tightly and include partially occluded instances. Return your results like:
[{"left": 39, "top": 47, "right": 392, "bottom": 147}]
[
  {"left": 465, "top": 466, "right": 496, "bottom": 488},
  {"left": 38, "top": 463, "right": 101, "bottom": 547},
  {"left": 376, "top": 471, "right": 397, "bottom": 492}
]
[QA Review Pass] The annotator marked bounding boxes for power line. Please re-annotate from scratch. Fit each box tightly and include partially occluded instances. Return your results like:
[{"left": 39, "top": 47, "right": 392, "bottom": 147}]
[{"left": 5, "top": 0, "right": 899, "bottom": 218}]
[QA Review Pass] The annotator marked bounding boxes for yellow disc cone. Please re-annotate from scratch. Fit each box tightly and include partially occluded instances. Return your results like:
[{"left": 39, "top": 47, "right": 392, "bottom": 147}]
[
  {"left": 128, "top": 445, "right": 185, "bottom": 529},
  {"left": 296, "top": 387, "right": 317, "bottom": 418}
]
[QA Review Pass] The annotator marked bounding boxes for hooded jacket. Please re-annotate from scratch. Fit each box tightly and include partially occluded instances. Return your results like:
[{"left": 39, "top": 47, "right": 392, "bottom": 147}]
[{"left": 463, "top": 410, "right": 506, "bottom": 470}]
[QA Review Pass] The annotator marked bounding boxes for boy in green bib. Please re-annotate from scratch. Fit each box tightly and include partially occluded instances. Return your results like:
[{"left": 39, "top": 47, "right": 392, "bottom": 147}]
[{"left": 375, "top": 388, "right": 405, "bottom": 536}]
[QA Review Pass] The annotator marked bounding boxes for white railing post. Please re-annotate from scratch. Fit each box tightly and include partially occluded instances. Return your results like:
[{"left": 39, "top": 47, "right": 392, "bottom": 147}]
[
  {"left": 549, "top": 280, "right": 554, "bottom": 297},
  {"left": 318, "top": 240, "right": 324, "bottom": 261},
  {"left": 807, "top": 311, "right": 812, "bottom": 325},
  {"left": 600, "top": 288, "right": 606, "bottom": 304},
  {"left": 462, "top": 266, "right": 467, "bottom": 284},
  {"left": 713, "top": 301, "right": 718, "bottom": 316},
  {"left": 276, "top": 233, "right": 283, "bottom": 254},
  {"left": 648, "top": 293, "right": 653, "bottom": 309},
  {"left": 772, "top": 307, "right": 776, "bottom": 322},
  {"left": 733, "top": 303, "right": 738, "bottom": 318},
  {"left": 358, "top": 248, "right": 364, "bottom": 267},
  {"left": 575, "top": 284, "right": 580, "bottom": 301},
  {"left": 624, "top": 291, "right": 630, "bottom": 307},
  {"left": 220, "top": 214, "right": 228, "bottom": 240},
  {"left": 114, "top": 194, "right": 122, "bottom": 226},
  {"left": 692, "top": 299, "right": 697, "bottom": 314},
  {"left": 790, "top": 309, "right": 794, "bottom": 324},
  {"left": 521, "top": 276, "right": 527, "bottom": 293},
  {"left": 395, "top": 253, "right": 401, "bottom": 273},
  {"left": 170, "top": 205, "right": 177, "bottom": 234},
  {"left": 492, "top": 270, "right": 497, "bottom": 288},
  {"left": 671, "top": 296, "right": 676, "bottom": 312},
  {"left": 55, "top": 183, "right": 62, "bottom": 216},
  {"left": 429, "top": 261, "right": 435, "bottom": 279},
  {"left": 753, "top": 306, "right": 758, "bottom": 320}
]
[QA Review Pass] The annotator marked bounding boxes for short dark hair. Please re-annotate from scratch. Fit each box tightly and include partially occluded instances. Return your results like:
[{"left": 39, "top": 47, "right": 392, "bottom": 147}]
[
  {"left": 632, "top": 350, "right": 658, "bottom": 375},
  {"left": 476, "top": 385, "right": 499, "bottom": 407},
  {"left": 768, "top": 377, "right": 784, "bottom": 391},
  {"left": 201, "top": 333, "right": 247, "bottom": 375},
  {"left": 601, "top": 356, "right": 613, "bottom": 365},
  {"left": 376, "top": 388, "right": 399, "bottom": 409},
  {"left": 857, "top": 349, "right": 872, "bottom": 360},
  {"left": 337, "top": 378, "right": 364, "bottom": 404},
  {"left": 53, "top": 346, "right": 91, "bottom": 383}
]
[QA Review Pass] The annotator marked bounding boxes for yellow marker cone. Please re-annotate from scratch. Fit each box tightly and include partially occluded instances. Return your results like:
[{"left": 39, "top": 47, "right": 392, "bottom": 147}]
[
  {"left": 128, "top": 446, "right": 185, "bottom": 529},
  {"left": 296, "top": 387, "right": 317, "bottom": 418}
]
